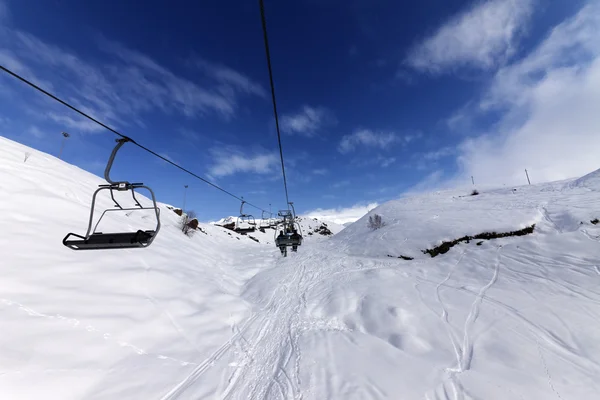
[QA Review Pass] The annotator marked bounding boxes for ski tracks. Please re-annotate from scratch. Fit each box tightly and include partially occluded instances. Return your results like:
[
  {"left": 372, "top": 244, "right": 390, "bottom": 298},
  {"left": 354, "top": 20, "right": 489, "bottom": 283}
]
[
  {"left": 459, "top": 248, "right": 501, "bottom": 372},
  {"left": 431, "top": 248, "right": 502, "bottom": 400},
  {"left": 220, "top": 260, "right": 314, "bottom": 400}
]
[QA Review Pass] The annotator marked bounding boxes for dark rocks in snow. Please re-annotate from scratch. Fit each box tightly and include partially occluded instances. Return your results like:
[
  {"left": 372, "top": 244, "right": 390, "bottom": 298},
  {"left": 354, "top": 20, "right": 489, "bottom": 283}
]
[
  {"left": 471, "top": 190, "right": 480, "bottom": 196},
  {"left": 173, "top": 208, "right": 183, "bottom": 216},
  {"left": 187, "top": 218, "right": 199, "bottom": 230},
  {"left": 423, "top": 224, "right": 536, "bottom": 258},
  {"left": 387, "top": 254, "right": 414, "bottom": 261},
  {"left": 248, "top": 236, "right": 260, "bottom": 243},
  {"left": 476, "top": 241, "right": 484, "bottom": 246},
  {"left": 313, "top": 224, "right": 333, "bottom": 236},
  {"left": 591, "top": 218, "right": 599, "bottom": 225},
  {"left": 217, "top": 222, "right": 236, "bottom": 231}
]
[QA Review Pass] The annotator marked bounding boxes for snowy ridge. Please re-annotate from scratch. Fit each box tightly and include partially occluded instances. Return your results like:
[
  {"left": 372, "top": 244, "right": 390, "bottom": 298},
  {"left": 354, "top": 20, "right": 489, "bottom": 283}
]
[
  {"left": 2, "top": 135, "right": 600, "bottom": 399},
  {"left": 212, "top": 215, "right": 344, "bottom": 245}
]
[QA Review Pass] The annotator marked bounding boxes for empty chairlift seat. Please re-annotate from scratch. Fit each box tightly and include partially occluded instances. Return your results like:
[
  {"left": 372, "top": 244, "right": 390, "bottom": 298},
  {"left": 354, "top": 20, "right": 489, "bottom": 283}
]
[{"left": 63, "top": 138, "right": 161, "bottom": 251}]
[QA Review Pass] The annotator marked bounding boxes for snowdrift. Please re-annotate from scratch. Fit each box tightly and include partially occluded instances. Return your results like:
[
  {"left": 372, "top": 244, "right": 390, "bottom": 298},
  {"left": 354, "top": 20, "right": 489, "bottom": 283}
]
[
  {"left": 2, "top": 135, "right": 600, "bottom": 400},
  {"left": 334, "top": 179, "right": 600, "bottom": 259}
]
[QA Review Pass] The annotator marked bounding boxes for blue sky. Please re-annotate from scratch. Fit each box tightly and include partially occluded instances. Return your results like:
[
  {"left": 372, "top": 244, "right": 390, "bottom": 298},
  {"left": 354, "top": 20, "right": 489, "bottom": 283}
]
[{"left": 1, "top": 0, "right": 599, "bottom": 222}]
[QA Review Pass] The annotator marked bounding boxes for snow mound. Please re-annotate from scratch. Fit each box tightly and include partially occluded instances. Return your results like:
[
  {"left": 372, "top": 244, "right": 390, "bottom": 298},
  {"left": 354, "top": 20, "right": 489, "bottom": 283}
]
[
  {"left": 571, "top": 167, "right": 600, "bottom": 191},
  {"left": 334, "top": 171, "right": 600, "bottom": 259}
]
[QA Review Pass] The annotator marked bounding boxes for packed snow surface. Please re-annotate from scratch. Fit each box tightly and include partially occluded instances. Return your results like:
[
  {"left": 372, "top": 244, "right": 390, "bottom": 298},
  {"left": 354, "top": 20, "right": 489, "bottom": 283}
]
[{"left": 1, "top": 135, "right": 600, "bottom": 399}]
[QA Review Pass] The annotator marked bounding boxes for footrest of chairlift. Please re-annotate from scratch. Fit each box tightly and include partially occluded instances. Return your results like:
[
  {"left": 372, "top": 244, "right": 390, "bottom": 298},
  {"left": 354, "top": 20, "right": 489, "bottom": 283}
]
[{"left": 63, "top": 230, "right": 156, "bottom": 250}]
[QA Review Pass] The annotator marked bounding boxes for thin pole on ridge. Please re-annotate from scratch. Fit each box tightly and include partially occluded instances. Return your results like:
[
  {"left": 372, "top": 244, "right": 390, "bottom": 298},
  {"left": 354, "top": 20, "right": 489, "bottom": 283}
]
[{"left": 258, "top": 0, "right": 291, "bottom": 208}]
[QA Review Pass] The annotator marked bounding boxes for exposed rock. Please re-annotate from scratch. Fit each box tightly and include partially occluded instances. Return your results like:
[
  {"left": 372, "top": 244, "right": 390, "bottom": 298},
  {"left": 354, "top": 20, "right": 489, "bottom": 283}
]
[
  {"left": 423, "top": 224, "right": 536, "bottom": 258},
  {"left": 187, "top": 218, "right": 199, "bottom": 230}
]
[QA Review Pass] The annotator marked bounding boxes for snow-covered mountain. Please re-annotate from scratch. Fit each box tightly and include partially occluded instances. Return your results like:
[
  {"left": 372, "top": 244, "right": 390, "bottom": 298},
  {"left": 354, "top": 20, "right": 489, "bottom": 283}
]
[
  {"left": 212, "top": 215, "right": 345, "bottom": 245},
  {"left": 2, "top": 135, "right": 600, "bottom": 399}
]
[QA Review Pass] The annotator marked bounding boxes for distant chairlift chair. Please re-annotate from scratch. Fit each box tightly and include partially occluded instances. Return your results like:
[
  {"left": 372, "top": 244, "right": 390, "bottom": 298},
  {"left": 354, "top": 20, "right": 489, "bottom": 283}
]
[
  {"left": 63, "top": 138, "right": 161, "bottom": 250},
  {"left": 260, "top": 210, "right": 274, "bottom": 229},
  {"left": 275, "top": 203, "right": 303, "bottom": 257},
  {"left": 235, "top": 200, "right": 256, "bottom": 234}
]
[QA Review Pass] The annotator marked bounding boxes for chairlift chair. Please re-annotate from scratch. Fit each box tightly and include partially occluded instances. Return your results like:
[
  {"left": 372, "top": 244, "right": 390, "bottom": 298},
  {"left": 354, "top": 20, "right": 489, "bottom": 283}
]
[
  {"left": 275, "top": 204, "right": 303, "bottom": 257},
  {"left": 63, "top": 138, "right": 161, "bottom": 250},
  {"left": 260, "top": 210, "right": 274, "bottom": 229},
  {"left": 235, "top": 200, "right": 256, "bottom": 233}
]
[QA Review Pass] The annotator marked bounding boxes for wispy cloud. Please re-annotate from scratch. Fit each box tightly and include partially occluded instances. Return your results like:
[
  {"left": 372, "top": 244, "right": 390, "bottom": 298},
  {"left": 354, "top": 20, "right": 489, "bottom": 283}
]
[
  {"left": 331, "top": 180, "right": 351, "bottom": 189},
  {"left": 423, "top": 146, "right": 455, "bottom": 161},
  {"left": 157, "top": 152, "right": 179, "bottom": 165},
  {"left": 406, "top": 0, "right": 533, "bottom": 74},
  {"left": 406, "top": 170, "right": 446, "bottom": 194},
  {"left": 46, "top": 112, "right": 105, "bottom": 133},
  {"left": 0, "top": 14, "right": 265, "bottom": 135},
  {"left": 208, "top": 146, "right": 279, "bottom": 177},
  {"left": 178, "top": 128, "right": 203, "bottom": 142},
  {"left": 338, "top": 129, "right": 398, "bottom": 153},
  {"left": 305, "top": 202, "right": 379, "bottom": 225},
  {"left": 280, "top": 105, "right": 336, "bottom": 137},
  {"left": 452, "top": 1, "right": 600, "bottom": 186},
  {"left": 378, "top": 156, "right": 396, "bottom": 167},
  {"left": 190, "top": 57, "right": 267, "bottom": 98},
  {"left": 27, "top": 125, "right": 45, "bottom": 139},
  {"left": 312, "top": 168, "right": 328, "bottom": 175}
]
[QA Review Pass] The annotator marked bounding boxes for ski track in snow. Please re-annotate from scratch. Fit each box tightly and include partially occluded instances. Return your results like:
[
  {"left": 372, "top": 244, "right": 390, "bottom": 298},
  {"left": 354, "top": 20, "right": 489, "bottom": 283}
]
[{"left": 0, "top": 298, "right": 198, "bottom": 368}]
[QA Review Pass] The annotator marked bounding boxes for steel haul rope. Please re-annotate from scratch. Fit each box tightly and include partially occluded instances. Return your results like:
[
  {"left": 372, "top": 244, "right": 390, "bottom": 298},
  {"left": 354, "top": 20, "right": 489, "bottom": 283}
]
[
  {"left": 259, "top": 0, "right": 291, "bottom": 207},
  {"left": 0, "top": 64, "right": 269, "bottom": 213}
]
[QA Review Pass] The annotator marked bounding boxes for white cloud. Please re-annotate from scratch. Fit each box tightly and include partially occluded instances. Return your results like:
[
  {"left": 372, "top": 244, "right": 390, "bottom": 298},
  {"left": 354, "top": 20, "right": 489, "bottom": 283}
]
[
  {"left": 280, "top": 106, "right": 335, "bottom": 137},
  {"left": 208, "top": 146, "right": 279, "bottom": 177},
  {"left": 406, "top": 0, "right": 533, "bottom": 73},
  {"left": 191, "top": 57, "right": 266, "bottom": 98},
  {"left": 46, "top": 112, "right": 105, "bottom": 133},
  {"left": 423, "top": 147, "right": 455, "bottom": 161},
  {"left": 157, "top": 152, "right": 179, "bottom": 165},
  {"left": 331, "top": 180, "right": 350, "bottom": 189},
  {"left": 453, "top": 2, "right": 600, "bottom": 186},
  {"left": 378, "top": 156, "right": 396, "bottom": 167},
  {"left": 405, "top": 170, "right": 447, "bottom": 194},
  {"left": 305, "top": 202, "right": 379, "bottom": 225},
  {"left": 338, "top": 129, "right": 398, "bottom": 153},
  {"left": 0, "top": 17, "right": 265, "bottom": 134},
  {"left": 312, "top": 169, "right": 328, "bottom": 175},
  {"left": 27, "top": 126, "right": 45, "bottom": 139}
]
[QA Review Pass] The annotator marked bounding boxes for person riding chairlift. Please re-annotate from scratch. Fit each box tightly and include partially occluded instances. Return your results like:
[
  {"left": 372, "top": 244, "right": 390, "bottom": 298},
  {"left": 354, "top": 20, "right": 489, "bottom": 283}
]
[
  {"left": 290, "top": 229, "right": 301, "bottom": 252},
  {"left": 277, "top": 230, "right": 286, "bottom": 254}
]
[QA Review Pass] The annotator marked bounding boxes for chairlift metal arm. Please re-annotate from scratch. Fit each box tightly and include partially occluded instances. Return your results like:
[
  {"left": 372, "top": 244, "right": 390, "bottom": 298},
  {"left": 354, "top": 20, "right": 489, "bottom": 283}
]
[
  {"left": 104, "top": 138, "right": 131, "bottom": 185},
  {"left": 288, "top": 202, "right": 297, "bottom": 219}
]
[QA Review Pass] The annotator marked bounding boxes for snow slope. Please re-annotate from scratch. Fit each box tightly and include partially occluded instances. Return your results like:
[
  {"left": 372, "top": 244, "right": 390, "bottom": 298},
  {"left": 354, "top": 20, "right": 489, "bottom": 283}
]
[{"left": 2, "top": 135, "right": 600, "bottom": 400}]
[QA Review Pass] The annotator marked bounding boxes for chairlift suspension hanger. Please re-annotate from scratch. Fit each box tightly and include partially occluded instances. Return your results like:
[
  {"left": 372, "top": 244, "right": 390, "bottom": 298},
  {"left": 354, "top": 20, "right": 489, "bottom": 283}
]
[{"left": 62, "top": 138, "right": 161, "bottom": 250}]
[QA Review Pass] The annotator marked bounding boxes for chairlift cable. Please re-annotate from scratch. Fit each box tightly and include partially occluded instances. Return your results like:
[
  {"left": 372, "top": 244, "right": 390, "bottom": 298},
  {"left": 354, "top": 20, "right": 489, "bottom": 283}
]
[
  {"left": 0, "top": 64, "right": 269, "bottom": 213},
  {"left": 258, "top": 0, "right": 290, "bottom": 207}
]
